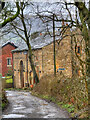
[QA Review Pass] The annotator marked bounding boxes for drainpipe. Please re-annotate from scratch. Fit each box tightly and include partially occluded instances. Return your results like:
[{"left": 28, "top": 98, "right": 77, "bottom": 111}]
[
  {"left": 42, "top": 48, "right": 43, "bottom": 74},
  {"left": 26, "top": 51, "right": 29, "bottom": 86},
  {"left": 12, "top": 52, "right": 14, "bottom": 88}
]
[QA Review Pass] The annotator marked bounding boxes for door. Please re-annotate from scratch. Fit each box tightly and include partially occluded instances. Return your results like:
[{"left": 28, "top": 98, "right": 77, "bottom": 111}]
[{"left": 20, "top": 60, "right": 24, "bottom": 88}]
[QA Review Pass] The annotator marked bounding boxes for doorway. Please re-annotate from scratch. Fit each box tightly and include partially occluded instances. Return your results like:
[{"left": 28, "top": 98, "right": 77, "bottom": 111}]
[{"left": 20, "top": 60, "right": 24, "bottom": 88}]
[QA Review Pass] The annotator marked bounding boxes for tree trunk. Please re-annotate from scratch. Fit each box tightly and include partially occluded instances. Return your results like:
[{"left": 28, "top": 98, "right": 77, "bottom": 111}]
[
  {"left": 75, "top": 2, "right": 90, "bottom": 115},
  {"left": 26, "top": 41, "right": 39, "bottom": 84},
  {"left": 28, "top": 48, "right": 39, "bottom": 84},
  {"left": 20, "top": 3, "right": 39, "bottom": 84},
  {"left": 70, "top": 33, "right": 76, "bottom": 78},
  {"left": 78, "top": 7, "right": 90, "bottom": 93}
]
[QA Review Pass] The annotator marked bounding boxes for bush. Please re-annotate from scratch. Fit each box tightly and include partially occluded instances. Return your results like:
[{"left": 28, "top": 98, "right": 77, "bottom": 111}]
[
  {"left": 33, "top": 74, "right": 88, "bottom": 111},
  {"left": 2, "top": 89, "right": 8, "bottom": 110}
]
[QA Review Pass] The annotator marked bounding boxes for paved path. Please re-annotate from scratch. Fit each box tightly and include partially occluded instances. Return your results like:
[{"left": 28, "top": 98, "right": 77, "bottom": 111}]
[{"left": 2, "top": 90, "right": 69, "bottom": 118}]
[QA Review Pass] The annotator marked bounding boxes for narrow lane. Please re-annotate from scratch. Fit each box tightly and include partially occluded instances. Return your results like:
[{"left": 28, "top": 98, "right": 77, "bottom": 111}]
[{"left": 2, "top": 91, "right": 69, "bottom": 118}]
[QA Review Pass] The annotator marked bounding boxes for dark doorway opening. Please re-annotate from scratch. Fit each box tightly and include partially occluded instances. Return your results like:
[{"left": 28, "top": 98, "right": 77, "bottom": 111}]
[{"left": 20, "top": 60, "right": 24, "bottom": 88}]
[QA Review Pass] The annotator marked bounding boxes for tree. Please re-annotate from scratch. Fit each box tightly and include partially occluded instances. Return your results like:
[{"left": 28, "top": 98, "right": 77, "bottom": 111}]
[
  {"left": 0, "top": 2, "right": 20, "bottom": 28},
  {"left": 74, "top": 1, "right": 90, "bottom": 82},
  {"left": 0, "top": 1, "right": 5, "bottom": 12},
  {"left": 65, "top": 1, "right": 90, "bottom": 87},
  {"left": 74, "top": 1, "right": 90, "bottom": 113},
  {"left": 10, "top": 2, "right": 39, "bottom": 84}
]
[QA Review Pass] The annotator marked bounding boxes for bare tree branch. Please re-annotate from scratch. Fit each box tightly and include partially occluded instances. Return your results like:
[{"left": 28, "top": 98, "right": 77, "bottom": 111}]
[{"left": 0, "top": 2, "right": 20, "bottom": 28}]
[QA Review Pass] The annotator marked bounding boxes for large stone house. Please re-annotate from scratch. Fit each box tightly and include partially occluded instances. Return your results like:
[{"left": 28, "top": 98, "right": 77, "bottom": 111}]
[{"left": 11, "top": 28, "right": 85, "bottom": 88}]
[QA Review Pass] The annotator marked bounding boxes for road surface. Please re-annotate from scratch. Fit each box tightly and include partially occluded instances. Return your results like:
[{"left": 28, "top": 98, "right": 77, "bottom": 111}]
[{"left": 2, "top": 90, "right": 70, "bottom": 118}]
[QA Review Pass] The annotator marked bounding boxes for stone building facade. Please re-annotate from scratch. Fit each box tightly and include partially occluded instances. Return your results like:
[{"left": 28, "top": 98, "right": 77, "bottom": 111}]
[{"left": 12, "top": 28, "right": 85, "bottom": 88}]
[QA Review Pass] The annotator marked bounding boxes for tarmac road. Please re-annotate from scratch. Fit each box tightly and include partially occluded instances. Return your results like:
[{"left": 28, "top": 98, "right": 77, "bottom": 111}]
[{"left": 2, "top": 90, "right": 70, "bottom": 119}]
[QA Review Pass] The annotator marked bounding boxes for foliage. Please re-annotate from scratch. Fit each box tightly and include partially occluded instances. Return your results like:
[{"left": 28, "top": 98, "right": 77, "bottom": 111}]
[
  {"left": 6, "top": 76, "right": 13, "bottom": 83},
  {"left": 2, "top": 89, "right": 8, "bottom": 110},
  {"left": 2, "top": 103, "right": 6, "bottom": 110},
  {"left": 42, "top": 95, "right": 49, "bottom": 99},
  {"left": 62, "top": 103, "right": 75, "bottom": 113}
]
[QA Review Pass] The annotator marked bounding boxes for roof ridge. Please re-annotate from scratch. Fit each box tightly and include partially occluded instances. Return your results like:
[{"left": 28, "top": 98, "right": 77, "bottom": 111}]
[{"left": 2, "top": 41, "right": 18, "bottom": 48}]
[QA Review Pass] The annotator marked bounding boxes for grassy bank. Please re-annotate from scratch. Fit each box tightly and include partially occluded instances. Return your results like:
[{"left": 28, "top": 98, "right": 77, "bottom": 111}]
[{"left": 32, "top": 74, "right": 89, "bottom": 119}]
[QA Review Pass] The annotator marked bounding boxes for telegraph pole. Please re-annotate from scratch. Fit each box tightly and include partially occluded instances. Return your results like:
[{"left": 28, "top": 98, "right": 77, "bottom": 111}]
[{"left": 53, "top": 14, "right": 56, "bottom": 76}]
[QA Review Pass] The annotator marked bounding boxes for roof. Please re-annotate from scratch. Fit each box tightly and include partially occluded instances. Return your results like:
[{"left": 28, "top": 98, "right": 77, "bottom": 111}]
[
  {"left": 2, "top": 42, "right": 18, "bottom": 48},
  {"left": 11, "top": 34, "right": 57, "bottom": 52},
  {"left": 1, "top": 32, "right": 61, "bottom": 53}
]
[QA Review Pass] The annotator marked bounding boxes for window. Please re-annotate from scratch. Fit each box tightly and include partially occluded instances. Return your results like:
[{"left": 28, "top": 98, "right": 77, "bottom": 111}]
[
  {"left": 39, "top": 71, "right": 41, "bottom": 73},
  {"left": 23, "top": 51, "right": 27, "bottom": 55},
  {"left": 75, "top": 69, "right": 80, "bottom": 76},
  {"left": 77, "top": 46, "right": 80, "bottom": 53},
  {"left": 7, "top": 58, "right": 11, "bottom": 65},
  {"left": 75, "top": 69, "right": 78, "bottom": 74}
]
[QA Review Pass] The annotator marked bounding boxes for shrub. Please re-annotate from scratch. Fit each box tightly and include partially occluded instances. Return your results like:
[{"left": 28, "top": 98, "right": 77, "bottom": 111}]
[
  {"left": 2, "top": 89, "right": 8, "bottom": 110},
  {"left": 33, "top": 74, "right": 88, "bottom": 110}
]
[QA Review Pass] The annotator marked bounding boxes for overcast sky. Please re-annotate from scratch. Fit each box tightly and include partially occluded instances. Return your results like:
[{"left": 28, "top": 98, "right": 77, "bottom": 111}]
[{"left": 0, "top": 0, "right": 89, "bottom": 46}]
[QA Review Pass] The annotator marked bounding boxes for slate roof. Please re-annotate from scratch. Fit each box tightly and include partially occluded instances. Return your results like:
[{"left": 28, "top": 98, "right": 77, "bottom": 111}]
[
  {"left": 1, "top": 31, "right": 61, "bottom": 53},
  {"left": 11, "top": 34, "right": 54, "bottom": 52}
]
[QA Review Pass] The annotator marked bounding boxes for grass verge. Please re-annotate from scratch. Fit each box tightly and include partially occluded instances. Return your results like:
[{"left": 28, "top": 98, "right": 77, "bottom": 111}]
[{"left": 31, "top": 91, "right": 89, "bottom": 119}]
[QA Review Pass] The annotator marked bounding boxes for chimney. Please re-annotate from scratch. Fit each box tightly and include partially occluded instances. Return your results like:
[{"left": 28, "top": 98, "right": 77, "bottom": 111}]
[
  {"left": 40, "top": 33, "right": 42, "bottom": 36},
  {"left": 62, "top": 20, "right": 64, "bottom": 26},
  {"left": 66, "top": 23, "right": 68, "bottom": 26}
]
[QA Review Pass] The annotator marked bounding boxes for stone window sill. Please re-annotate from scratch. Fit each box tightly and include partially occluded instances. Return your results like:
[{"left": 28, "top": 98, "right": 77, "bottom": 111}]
[{"left": 7, "top": 65, "right": 12, "bottom": 67}]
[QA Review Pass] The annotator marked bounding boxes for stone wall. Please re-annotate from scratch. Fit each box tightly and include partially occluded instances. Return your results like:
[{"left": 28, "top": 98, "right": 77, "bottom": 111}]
[
  {"left": 2, "top": 78, "right": 13, "bottom": 89},
  {"left": 13, "top": 32, "right": 73, "bottom": 88}
]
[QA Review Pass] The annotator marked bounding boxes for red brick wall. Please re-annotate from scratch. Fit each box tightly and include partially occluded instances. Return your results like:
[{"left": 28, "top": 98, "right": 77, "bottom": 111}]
[
  {"left": 1, "top": 44, "right": 16, "bottom": 76},
  {"left": 0, "top": 49, "right": 2, "bottom": 75}
]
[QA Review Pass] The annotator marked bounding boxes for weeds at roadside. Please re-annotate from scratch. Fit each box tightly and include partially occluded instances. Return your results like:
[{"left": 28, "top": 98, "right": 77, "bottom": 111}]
[
  {"left": 62, "top": 103, "right": 75, "bottom": 113},
  {"left": 4, "top": 87, "right": 32, "bottom": 91},
  {"left": 2, "top": 89, "right": 8, "bottom": 110}
]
